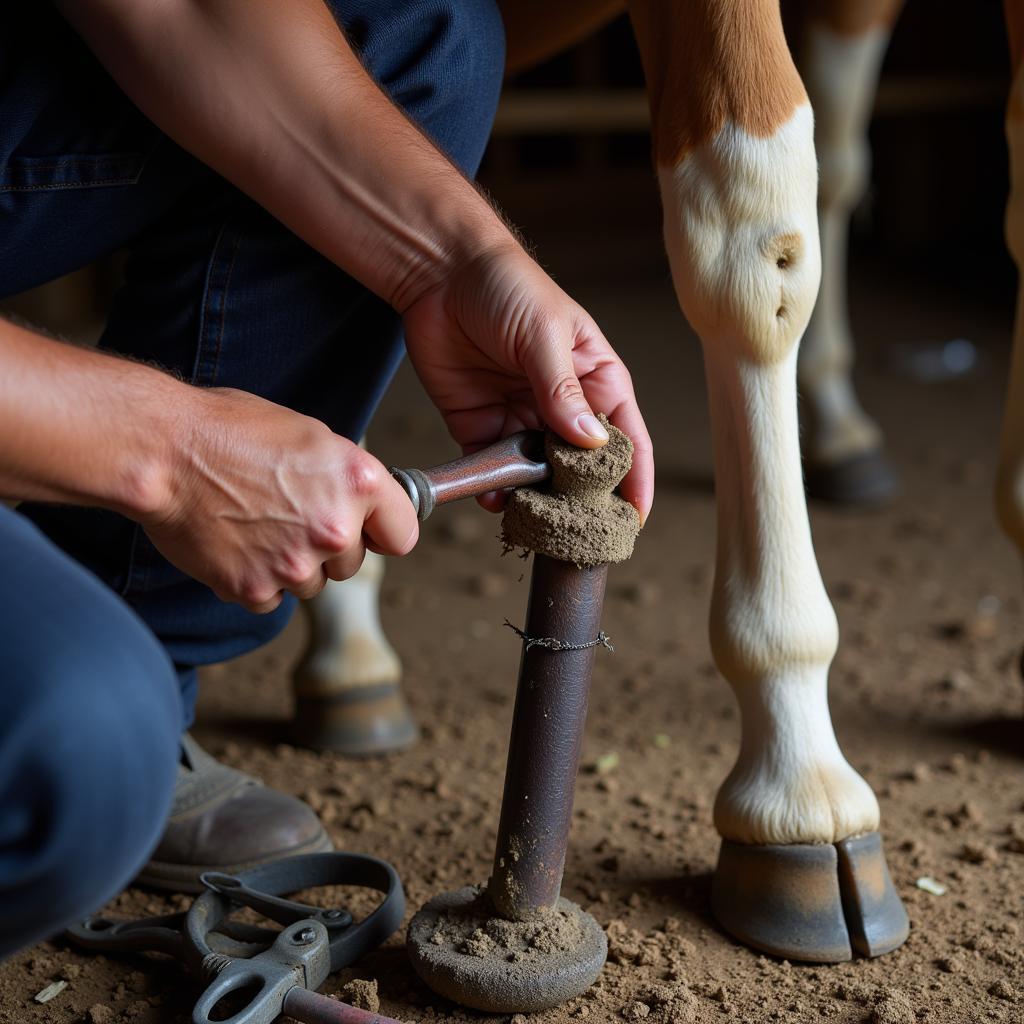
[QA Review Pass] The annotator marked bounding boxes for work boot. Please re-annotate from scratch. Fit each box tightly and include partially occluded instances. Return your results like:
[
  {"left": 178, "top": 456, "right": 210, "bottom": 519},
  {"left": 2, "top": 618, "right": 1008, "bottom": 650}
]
[{"left": 136, "top": 733, "right": 333, "bottom": 892}]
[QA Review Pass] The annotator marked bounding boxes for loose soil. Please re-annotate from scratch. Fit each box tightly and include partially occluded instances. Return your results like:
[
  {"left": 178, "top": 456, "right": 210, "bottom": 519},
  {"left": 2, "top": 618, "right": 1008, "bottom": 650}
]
[{"left": 1, "top": 240, "right": 1022, "bottom": 1024}]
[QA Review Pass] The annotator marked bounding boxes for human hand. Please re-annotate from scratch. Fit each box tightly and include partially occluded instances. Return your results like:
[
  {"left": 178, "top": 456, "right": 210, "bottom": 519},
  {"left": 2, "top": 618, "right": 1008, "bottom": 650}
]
[
  {"left": 401, "top": 241, "right": 654, "bottom": 522},
  {"left": 141, "top": 388, "right": 418, "bottom": 613}
]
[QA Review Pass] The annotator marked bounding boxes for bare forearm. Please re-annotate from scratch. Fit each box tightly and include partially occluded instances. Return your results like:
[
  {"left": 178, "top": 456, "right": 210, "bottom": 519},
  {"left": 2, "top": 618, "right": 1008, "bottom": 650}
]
[
  {"left": 0, "top": 318, "right": 183, "bottom": 516},
  {"left": 56, "top": 0, "right": 514, "bottom": 311}
]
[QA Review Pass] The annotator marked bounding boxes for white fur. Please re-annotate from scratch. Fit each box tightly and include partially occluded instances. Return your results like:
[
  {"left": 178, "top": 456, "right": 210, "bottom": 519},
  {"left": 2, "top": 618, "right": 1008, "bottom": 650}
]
[
  {"left": 996, "top": 66, "right": 1024, "bottom": 553},
  {"left": 294, "top": 550, "right": 402, "bottom": 695},
  {"left": 659, "top": 104, "right": 880, "bottom": 845},
  {"left": 799, "top": 24, "right": 891, "bottom": 465}
]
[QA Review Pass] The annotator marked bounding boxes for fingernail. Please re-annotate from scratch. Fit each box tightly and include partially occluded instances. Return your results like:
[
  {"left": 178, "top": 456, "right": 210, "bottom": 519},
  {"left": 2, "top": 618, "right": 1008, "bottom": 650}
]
[{"left": 577, "top": 413, "right": 609, "bottom": 442}]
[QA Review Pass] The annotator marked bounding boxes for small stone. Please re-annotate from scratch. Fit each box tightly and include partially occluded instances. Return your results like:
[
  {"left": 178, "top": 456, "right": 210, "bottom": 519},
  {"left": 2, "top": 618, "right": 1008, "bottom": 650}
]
[
  {"left": 87, "top": 1004, "right": 115, "bottom": 1024},
  {"left": 915, "top": 876, "right": 947, "bottom": 895},
  {"left": 340, "top": 979, "right": 380, "bottom": 1014},
  {"left": 959, "top": 842, "right": 997, "bottom": 864},
  {"left": 989, "top": 979, "right": 1016, "bottom": 1001},
  {"left": 949, "top": 801, "right": 983, "bottom": 827},
  {"left": 33, "top": 981, "right": 68, "bottom": 1004},
  {"left": 589, "top": 752, "right": 620, "bottom": 775},
  {"left": 939, "top": 669, "right": 973, "bottom": 693},
  {"left": 625, "top": 1000, "right": 651, "bottom": 1020}
]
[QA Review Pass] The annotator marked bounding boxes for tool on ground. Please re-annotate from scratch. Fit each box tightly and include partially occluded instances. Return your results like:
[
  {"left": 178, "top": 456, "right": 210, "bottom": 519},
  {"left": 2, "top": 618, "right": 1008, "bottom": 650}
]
[
  {"left": 390, "top": 429, "right": 548, "bottom": 520},
  {"left": 66, "top": 852, "right": 405, "bottom": 1024}
]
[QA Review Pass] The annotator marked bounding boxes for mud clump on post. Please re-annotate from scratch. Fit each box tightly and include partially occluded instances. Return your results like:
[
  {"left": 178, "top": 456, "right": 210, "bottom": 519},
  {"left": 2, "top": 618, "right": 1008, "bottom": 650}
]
[
  {"left": 501, "top": 414, "right": 640, "bottom": 566},
  {"left": 407, "top": 415, "right": 641, "bottom": 1014}
]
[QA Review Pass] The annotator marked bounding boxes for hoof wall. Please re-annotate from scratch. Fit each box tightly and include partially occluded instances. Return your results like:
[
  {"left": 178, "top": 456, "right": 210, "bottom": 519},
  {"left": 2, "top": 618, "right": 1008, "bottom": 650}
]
[
  {"left": 407, "top": 886, "right": 607, "bottom": 1013},
  {"left": 712, "top": 832, "right": 909, "bottom": 963},
  {"left": 291, "top": 682, "right": 417, "bottom": 756},
  {"left": 804, "top": 450, "right": 899, "bottom": 507}
]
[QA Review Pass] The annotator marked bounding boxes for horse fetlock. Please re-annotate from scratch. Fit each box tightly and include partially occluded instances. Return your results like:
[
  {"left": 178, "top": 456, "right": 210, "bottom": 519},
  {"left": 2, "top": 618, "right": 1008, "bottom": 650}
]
[{"left": 714, "top": 741, "right": 880, "bottom": 846}]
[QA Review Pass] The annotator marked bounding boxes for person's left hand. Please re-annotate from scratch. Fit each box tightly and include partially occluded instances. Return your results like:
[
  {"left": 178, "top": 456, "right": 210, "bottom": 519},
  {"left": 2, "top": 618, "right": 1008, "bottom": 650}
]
[{"left": 401, "top": 240, "right": 654, "bottom": 523}]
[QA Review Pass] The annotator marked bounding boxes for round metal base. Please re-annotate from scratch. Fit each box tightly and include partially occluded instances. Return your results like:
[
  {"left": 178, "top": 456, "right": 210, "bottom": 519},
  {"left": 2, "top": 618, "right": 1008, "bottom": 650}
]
[
  {"left": 291, "top": 683, "right": 417, "bottom": 756},
  {"left": 804, "top": 450, "right": 899, "bottom": 507},
  {"left": 712, "top": 831, "right": 909, "bottom": 963},
  {"left": 407, "top": 887, "right": 607, "bottom": 1013}
]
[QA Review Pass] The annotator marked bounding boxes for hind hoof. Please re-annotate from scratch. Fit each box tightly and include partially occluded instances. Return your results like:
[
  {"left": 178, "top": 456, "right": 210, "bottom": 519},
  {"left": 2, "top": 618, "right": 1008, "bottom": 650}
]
[
  {"left": 712, "top": 831, "right": 909, "bottom": 962},
  {"left": 291, "top": 682, "right": 418, "bottom": 756},
  {"left": 804, "top": 450, "right": 899, "bottom": 507}
]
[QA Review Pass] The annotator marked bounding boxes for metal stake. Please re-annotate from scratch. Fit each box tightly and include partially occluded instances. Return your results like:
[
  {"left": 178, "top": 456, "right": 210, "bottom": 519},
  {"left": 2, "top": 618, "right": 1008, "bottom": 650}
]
[{"left": 488, "top": 554, "right": 609, "bottom": 919}]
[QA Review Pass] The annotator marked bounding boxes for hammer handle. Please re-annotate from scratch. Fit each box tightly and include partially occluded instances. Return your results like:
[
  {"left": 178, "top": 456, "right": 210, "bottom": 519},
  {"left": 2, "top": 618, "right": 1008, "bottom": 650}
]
[{"left": 390, "top": 430, "right": 548, "bottom": 521}]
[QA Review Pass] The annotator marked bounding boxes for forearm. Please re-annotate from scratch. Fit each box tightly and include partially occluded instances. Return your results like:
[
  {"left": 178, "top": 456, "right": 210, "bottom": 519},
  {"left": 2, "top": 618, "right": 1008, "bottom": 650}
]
[
  {"left": 0, "top": 318, "right": 184, "bottom": 516},
  {"left": 56, "top": 0, "right": 514, "bottom": 311}
]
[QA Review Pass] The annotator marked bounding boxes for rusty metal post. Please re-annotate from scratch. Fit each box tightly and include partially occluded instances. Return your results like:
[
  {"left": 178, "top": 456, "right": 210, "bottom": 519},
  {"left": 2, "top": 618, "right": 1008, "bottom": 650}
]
[{"left": 488, "top": 555, "right": 608, "bottom": 919}]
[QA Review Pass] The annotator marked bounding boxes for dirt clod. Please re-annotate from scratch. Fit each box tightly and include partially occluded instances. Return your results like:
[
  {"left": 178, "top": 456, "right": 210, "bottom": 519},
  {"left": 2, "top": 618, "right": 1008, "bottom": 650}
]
[
  {"left": 340, "top": 979, "right": 380, "bottom": 1013},
  {"left": 502, "top": 416, "right": 640, "bottom": 565},
  {"left": 871, "top": 990, "right": 915, "bottom": 1024}
]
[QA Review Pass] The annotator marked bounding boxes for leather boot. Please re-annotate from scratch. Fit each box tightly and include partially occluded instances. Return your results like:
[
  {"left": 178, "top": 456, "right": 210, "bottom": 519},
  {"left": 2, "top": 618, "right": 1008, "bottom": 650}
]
[{"left": 136, "top": 733, "right": 332, "bottom": 892}]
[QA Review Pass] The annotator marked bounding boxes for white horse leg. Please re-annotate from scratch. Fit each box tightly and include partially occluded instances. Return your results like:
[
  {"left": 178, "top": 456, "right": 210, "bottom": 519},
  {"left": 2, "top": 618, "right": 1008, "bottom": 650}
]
[
  {"left": 628, "top": 0, "right": 907, "bottom": 961},
  {"left": 798, "top": 2, "right": 902, "bottom": 504},
  {"left": 292, "top": 546, "right": 416, "bottom": 755}
]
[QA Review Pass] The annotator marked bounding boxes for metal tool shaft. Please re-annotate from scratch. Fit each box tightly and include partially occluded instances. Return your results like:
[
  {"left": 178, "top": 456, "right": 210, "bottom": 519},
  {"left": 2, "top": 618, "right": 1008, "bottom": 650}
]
[
  {"left": 283, "top": 987, "right": 403, "bottom": 1024},
  {"left": 391, "top": 430, "right": 547, "bottom": 520},
  {"left": 488, "top": 555, "right": 609, "bottom": 919}
]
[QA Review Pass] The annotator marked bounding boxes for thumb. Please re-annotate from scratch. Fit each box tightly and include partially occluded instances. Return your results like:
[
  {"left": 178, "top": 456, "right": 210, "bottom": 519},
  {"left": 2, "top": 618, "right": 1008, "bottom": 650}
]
[{"left": 522, "top": 334, "right": 609, "bottom": 449}]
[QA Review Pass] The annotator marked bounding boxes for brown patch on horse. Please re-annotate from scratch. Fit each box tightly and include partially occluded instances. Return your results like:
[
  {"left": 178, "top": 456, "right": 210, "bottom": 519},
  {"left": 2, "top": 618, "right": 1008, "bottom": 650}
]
[{"left": 628, "top": 0, "right": 806, "bottom": 167}]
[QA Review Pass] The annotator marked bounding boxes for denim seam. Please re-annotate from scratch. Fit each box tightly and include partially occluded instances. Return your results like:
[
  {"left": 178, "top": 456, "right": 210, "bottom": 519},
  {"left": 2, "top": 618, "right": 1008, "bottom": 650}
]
[
  {"left": 192, "top": 222, "right": 228, "bottom": 386},
  {"left": 208, "top": 230, "right": 241, "bottom": 387},
  {"left": 119, "top": 526, "right": 145, "bottom": 598},
  {"left": 0, "top": 177, "right": 143, "bottom": 192}
]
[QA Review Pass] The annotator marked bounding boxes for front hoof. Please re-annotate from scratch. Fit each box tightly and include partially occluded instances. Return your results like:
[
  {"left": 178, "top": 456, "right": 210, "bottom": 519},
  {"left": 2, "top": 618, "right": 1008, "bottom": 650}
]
[
  {"left": 804, "top": 450, "right": 899, "bottom": 507},
  {"left": 291, "top": 681, "right": 418, "bottom": 756},
  {"left": 712, "top": 831, "right": 909, "bottom": 962}
]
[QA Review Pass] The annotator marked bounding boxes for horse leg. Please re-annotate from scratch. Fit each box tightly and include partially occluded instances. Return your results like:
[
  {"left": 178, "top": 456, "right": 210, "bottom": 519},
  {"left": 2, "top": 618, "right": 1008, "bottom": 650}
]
[
  {"left": 627, "top": 0, "right": 908, "bottom": 961},
  {"left": 798, "top": 0, "right": 904, "bottom": 504}
]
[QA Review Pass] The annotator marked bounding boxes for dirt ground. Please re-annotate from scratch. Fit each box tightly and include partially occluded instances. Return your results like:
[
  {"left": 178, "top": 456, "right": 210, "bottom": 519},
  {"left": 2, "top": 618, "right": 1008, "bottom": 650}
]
[{"left": 1, "top": 220, "right": 1023, "bottom": 1023}]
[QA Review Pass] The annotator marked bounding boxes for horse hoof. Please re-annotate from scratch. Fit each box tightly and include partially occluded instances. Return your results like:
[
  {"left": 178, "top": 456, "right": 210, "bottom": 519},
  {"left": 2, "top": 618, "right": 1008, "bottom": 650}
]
[
  {"left": 291, "top": 682, "right": 418, "bottom": 756},
  {"left": 804, "top": 450, "right": 899, "bottom": 507},
  {"left": 712, "top": 831, "right": 909, "bottom": 962}
]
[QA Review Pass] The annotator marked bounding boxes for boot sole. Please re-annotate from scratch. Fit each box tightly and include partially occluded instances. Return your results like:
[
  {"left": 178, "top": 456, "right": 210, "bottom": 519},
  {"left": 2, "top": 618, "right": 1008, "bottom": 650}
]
[{"left": 135, "top": 827, "right": 335, "bottom": 893}]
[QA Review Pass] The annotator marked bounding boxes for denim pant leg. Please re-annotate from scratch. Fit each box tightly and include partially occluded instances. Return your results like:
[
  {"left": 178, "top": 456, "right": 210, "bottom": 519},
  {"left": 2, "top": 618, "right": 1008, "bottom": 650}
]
[
  {"left": 0, "top": 506, "right": 181, "bottom": 960},
  {"left": 8, "top": 1, "right": 505, "bottom": 725}
]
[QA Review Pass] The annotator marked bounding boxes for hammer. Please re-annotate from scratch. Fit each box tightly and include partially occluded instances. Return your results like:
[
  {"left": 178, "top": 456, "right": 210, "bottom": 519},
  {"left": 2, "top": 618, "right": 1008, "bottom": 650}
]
[{"left": 390, "top": 431, "right": 548, "bottom": 520}]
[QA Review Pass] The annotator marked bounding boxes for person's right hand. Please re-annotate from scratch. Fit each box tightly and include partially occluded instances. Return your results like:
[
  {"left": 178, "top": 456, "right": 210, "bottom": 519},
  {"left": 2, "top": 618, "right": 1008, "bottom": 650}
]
[{"left": 139, "top": 387, "right": 418, "bottom": 613}]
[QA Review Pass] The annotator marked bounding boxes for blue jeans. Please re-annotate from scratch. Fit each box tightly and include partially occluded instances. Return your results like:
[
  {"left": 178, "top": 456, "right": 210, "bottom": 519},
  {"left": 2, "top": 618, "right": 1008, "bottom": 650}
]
[{"left": 0, "top": 0, "right": 503, "bottom": 957}]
